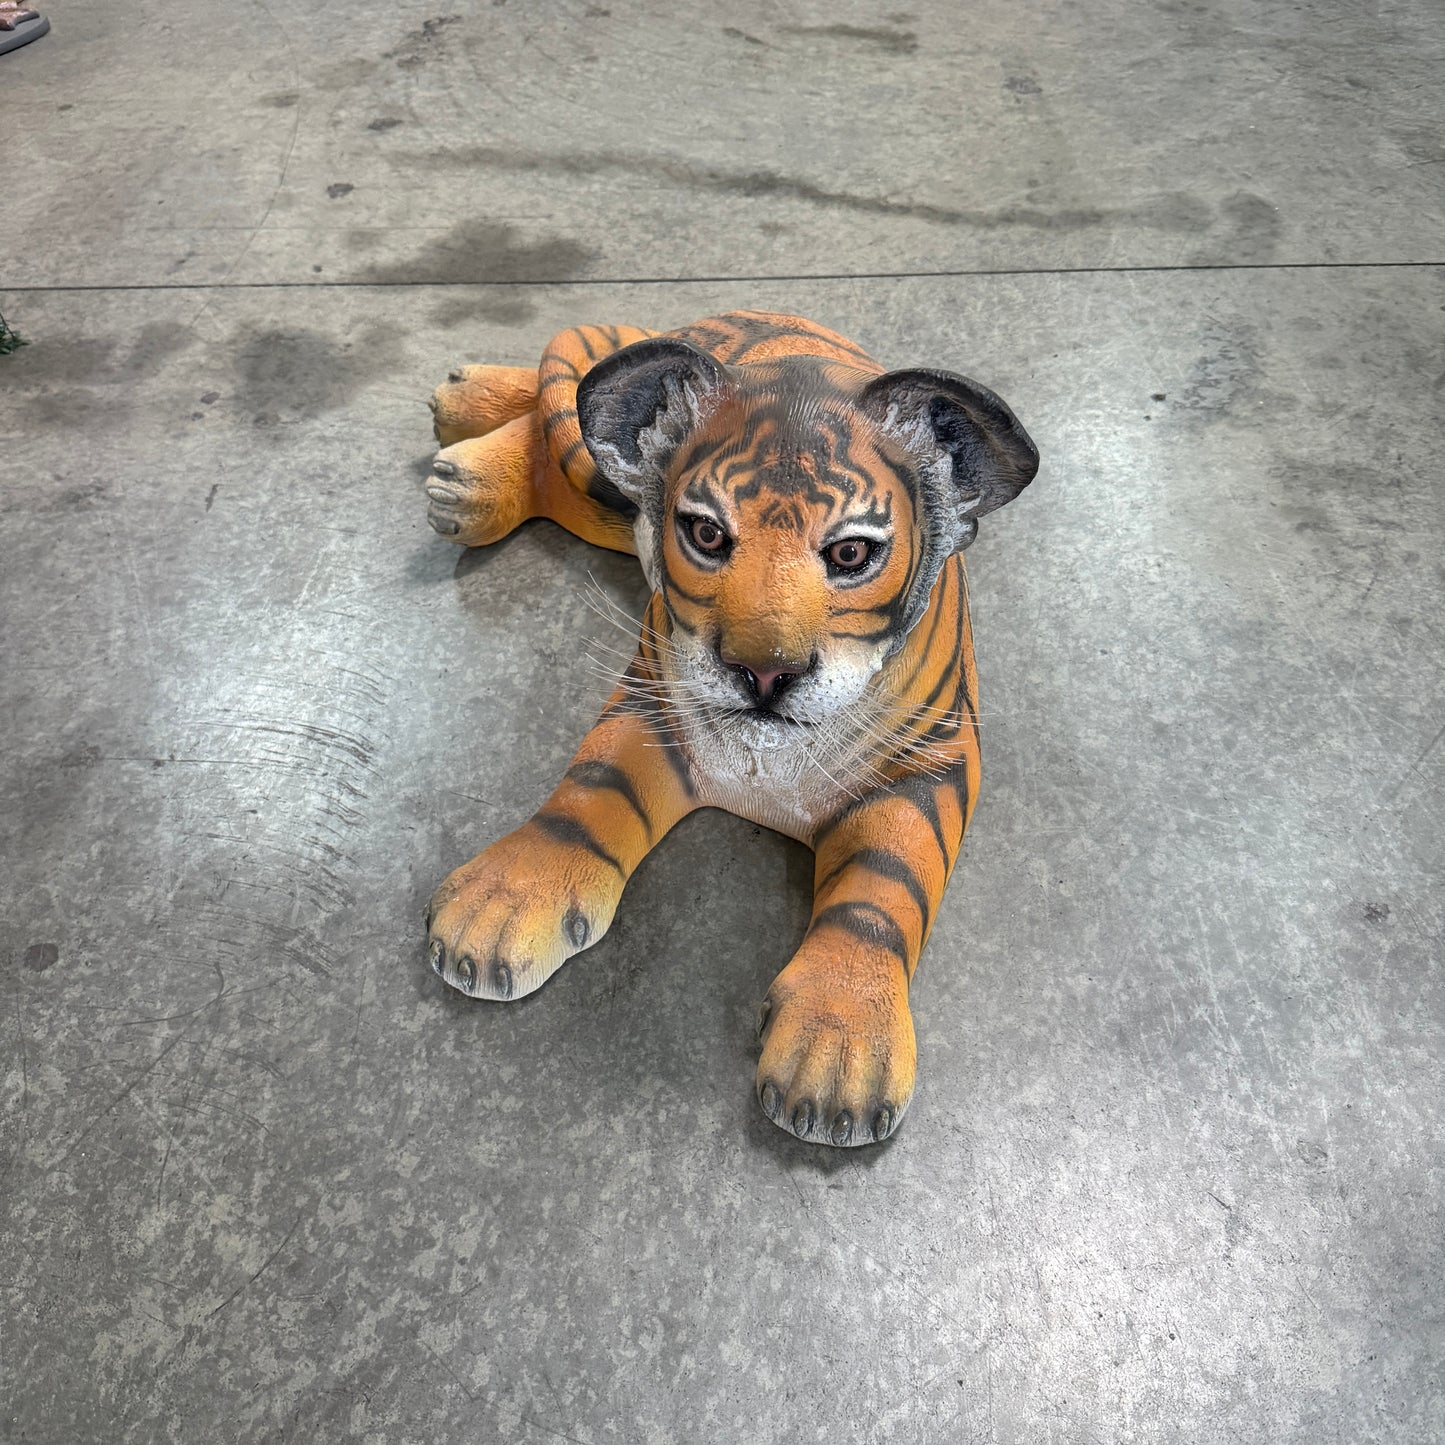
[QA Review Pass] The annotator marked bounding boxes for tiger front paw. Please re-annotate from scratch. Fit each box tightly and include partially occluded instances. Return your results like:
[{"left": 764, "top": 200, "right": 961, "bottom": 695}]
[
  {"left": 755, "top": 945, "right": 917, "bottom": 1147},
  {"left": 426, "top": 820, "right": 624, "bottom": 999}
]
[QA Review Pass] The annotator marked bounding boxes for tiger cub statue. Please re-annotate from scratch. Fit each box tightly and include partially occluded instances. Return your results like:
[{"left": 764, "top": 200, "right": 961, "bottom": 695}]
[{"left": 422, "top": 311, "right": 1038, "bottom": 1147}]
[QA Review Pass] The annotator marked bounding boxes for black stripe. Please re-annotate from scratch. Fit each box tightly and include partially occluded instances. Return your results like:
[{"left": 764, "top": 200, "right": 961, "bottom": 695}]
[
  {"left": 919, "top": 604, "right": 967, "bottom": 716},
  {"left": 913, "top": 782, "right": 951, "bottom": 868},
  {"left": 559, "top": 436, "right": 591, "bottom": 470},
  {"left": 809, "top": 902, "right": 909, "bottom": 971},
  {"left": 541, "top": 405, "right": 579, "bottom": 436},
  {"left": 565, "top": 761, "right": 653, "bottom": 840},
  {"left": 586, "top": 471, "right": 639, "bottom": 518},
  {"left": 946, "top": 765, "right": 971, "bottom": 828},
  {"left": 646, "top": 718, "right": 696, "bottom": 798},
  {"left": 533, "top": 811, "right": 624, "bottom": 873},
  {"left": 660, "top": 567, "right": 712, "bottom": 607},
  {"left": 875, "top": 448, "right": 920, "bottom": 505},
  {"left": 675, "top": 429, "right": 733, "bottom": 476},
  {"left": 892, "top": 561, "right": 952, "bottom": 694},
  {"left": 576, "top": 328, "right": 601, "bottom": 361},
  {"left": 819, "top": 847, "right": 931, "bottom": 928},
  {"left": 603, "top": 674, "right": 697, "bottom": 800},
  {"left": 724, "top": 312, "right": 877, "bottom": 366},
  {"left": 818, "top": 768, "right": 959, "bottom": 878},
  {"left": 834, "top": 621, "right": 902, "bottom": 644},
  {"left": 888, "top": 515, "right": 924, "bottom": 630}
]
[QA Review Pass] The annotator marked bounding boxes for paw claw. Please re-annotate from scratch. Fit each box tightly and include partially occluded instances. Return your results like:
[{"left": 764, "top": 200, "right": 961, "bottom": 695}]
[
  {"left": 426, "top": 484, "right": 461, "bottom": 504},
  {"left": 429, "top": 938, "right": 445, "bottom": 976},
  {"left": 429, "top": 513, "right": 461, "bottom": 536},
  {"left": 432, "top": 459, "right": 457, "bottom": 477},
  {"left": 760, "top": 1081, "right": 783, "bottom": 1121},
  {"left": 564, "top": 909, "right": 590, "bottom": 950},
  {"left": 830, "top": 1111, "right": 854, "bottom": 1147},
  {"left": 872, "top": 1107, "right": 893, "bottom": 1142},
  {"left": 791, "top": 1100, "right": 815, "bottom": 1138},
  {"left": 456, "top": 954, "right": 478, "bottom": 993},
  {"left": 756, "top": 997, "right": 773, "bottom": 1040},
  {"left": 491, "top": 961, "right": 514, "bottom": 999}
]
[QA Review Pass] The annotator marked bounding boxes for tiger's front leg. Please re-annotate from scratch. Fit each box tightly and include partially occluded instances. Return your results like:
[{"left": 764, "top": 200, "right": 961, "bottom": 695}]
[
  {"left": 427, "top": 678, "right": 696, "bottom": 999},
  {"left": 757, "top": 771, "right": 970, "bottom": 1146}
]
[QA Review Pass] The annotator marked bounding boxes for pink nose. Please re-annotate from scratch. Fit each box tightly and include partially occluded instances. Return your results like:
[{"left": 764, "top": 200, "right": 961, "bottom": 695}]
[{"left": 722, "top": 657, "right": 806, "bottom": 707}]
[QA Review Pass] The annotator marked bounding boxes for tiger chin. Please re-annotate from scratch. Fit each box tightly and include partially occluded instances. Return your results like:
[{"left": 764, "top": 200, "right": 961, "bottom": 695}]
[{"left": 421, "top": 311, "right": 1039, "bottom": 1149}]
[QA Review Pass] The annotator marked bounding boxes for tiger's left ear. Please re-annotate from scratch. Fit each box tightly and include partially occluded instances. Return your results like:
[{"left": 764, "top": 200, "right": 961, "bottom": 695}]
[
  {"left": 576, "top": 337, "right": 731, "bottom": 516},
  {"left": 861, "top": 369, "right": 1039, "bottom": 549}
]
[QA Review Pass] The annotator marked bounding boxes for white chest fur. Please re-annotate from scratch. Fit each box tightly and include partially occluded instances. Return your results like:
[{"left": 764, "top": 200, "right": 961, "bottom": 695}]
[{"left": 679, "top": 718, "right": 851, "bottom": 843}]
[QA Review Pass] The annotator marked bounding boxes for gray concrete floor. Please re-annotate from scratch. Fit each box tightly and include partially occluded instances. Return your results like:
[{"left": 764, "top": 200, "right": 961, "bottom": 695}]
[{"left": 3, "top": 2, "right": 1442, "bottom": 1441}]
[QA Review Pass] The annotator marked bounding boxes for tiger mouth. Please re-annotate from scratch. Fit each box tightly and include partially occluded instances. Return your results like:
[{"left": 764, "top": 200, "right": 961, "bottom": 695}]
[{"left": 722, "top": 707, "right": 812, "bottom": 729}]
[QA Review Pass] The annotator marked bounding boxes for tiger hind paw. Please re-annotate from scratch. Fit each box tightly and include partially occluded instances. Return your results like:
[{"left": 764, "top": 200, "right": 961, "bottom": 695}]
[
  {"left": 424, "top": 413, "right": 540, "bottom": 547},
  {"left": 429, "top": 363, "right": 538, "bottom": 447}
]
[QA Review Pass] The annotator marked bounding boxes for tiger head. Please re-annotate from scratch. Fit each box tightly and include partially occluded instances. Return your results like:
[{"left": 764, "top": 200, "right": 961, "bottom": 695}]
[{"left": 577, "top": 337, "right": 1038, "bottom": 739}]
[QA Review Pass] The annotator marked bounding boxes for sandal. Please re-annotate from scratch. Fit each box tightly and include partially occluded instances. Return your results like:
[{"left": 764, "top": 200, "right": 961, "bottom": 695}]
[{"left": 0, "top": 2, "right": 49, "bottom": 55}]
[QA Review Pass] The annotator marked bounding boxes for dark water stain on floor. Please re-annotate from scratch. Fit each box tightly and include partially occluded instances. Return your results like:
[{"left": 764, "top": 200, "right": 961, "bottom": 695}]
[
  {"left": 389, "top": 13, "right": 463, "bottom": 70},
  {"left": 1177, "top": 320, "right": 1266, "bottom": 418},
  {"left": 16, "top": 322, "right": 194, "bottom": 388},
  {"left": 778, "top": 23, "right": 918, "bottom": 55},
  {"left": 1186, "top": 190, "right": 1283, "bottom": 266},
  {"left": 356, "top": 218, "right": 591, "bottom": 285},
  {"left": 419, "top": 144, "right": 1212, "bottom": 236},
  {"left": 8, "top": 322, "right": 196, "bottom": 431},
  {"left": 227, "top": 323, "right": 408, "bottom": 420},
  {"left": 428, "top": 292, "right": 537, "bottom": 329},
  {"left": 22, "top": 942, "right": 59, "bottom": 972}
]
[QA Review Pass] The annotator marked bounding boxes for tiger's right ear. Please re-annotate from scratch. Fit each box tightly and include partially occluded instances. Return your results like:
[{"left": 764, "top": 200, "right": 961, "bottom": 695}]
[{"left": 576, "top": 337, "right": 730, "bottom": 514}]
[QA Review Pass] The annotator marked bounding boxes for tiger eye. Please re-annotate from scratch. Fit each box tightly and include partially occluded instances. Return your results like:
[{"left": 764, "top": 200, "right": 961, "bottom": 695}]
[
  {"left": 827, "top": 538, "right": 871, "bottom": 570},
  {"left": 690, "top": 517, "right": 727, "bottom": 553}
]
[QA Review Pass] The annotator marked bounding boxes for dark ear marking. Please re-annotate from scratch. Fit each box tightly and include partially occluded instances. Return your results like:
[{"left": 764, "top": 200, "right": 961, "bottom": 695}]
[
  {"left": 861, "top": 368, "right": 1039, "bottom": 546},
  {"left": 576, "top": 337, "right": 730, "bottom": 514}
]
